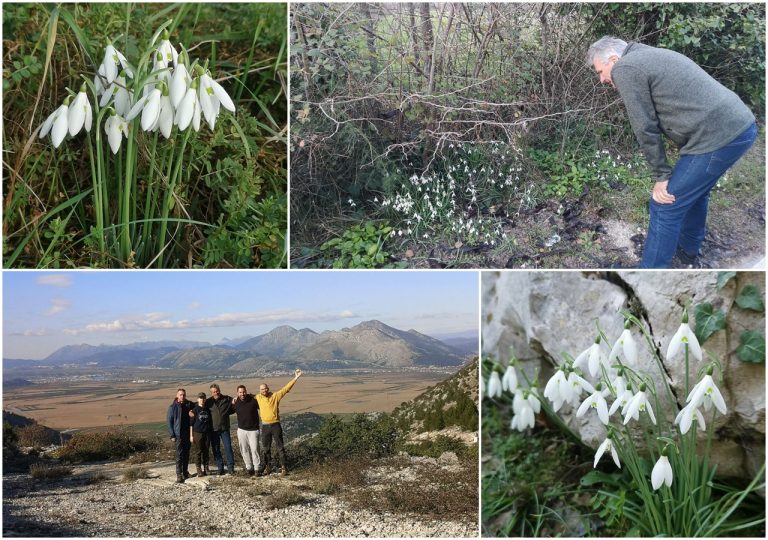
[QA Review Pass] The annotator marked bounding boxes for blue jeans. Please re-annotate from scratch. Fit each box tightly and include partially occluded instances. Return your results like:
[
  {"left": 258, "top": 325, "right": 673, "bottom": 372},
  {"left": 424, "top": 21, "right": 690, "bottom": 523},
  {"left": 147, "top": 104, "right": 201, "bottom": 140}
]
[
  {"left": 640, "top": 122, "right": 757, "bottom": 268},
  {"left": 210, "top": 429, "right": 235, "bottom": 472}
]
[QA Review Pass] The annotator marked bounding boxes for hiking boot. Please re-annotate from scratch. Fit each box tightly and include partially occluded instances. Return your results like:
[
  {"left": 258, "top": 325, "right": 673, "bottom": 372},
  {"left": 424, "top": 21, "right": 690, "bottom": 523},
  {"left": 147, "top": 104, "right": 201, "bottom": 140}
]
[
  {"left": 280, "top": 466, "right": 288, "bottom": 477},
  {"left": 183, "top": 470, "right": 191, "bottom": 479},
  {"left": 247, "top": 468, "right": 255, "bottom": 476},
  {"left": 262, "top": 464, "right": 272, "bottom": 476},
  {"left": 255, "top": 470, "right": 263, "bottom": 477},
  {"left": 217, "top": 469, "right": 225, "bottom": 476},
  {"left": 202, "top": 465, "right": 210, "bottom": 477},
  {"left": 176, "top": 474, "right": 184, "bottom": 483},
  {"left": 195, "top": 465, "right": 203, "bottom": 477}
]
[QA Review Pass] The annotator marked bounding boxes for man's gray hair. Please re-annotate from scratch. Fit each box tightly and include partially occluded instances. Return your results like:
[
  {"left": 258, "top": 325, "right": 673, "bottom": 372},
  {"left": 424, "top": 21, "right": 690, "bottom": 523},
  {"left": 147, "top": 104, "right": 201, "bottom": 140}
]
[{"left": 586, "top": 36, "right": 629, "bottom": 66}]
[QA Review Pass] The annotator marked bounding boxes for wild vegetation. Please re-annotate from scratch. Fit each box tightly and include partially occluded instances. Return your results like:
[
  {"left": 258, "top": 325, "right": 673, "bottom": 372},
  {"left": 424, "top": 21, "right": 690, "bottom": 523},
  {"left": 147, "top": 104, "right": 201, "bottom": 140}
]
[
  {"left": 290, "top": 3, "right": 765, "bottom": 268},
  {"left": 3, "top": 3, "right": 287, "bottom": 268}
]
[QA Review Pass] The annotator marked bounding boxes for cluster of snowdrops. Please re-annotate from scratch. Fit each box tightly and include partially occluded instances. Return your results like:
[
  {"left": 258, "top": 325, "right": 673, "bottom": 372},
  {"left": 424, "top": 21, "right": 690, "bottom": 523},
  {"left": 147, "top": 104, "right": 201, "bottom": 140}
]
[{"left": 483, "top": 307, "right": 728, "bottom": 492}]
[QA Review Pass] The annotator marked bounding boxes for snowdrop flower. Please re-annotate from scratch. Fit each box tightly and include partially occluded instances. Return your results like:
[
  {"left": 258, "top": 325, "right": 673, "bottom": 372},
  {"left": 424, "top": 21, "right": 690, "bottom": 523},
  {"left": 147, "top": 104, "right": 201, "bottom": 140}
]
[
  {"left": 170, "top": 61, "right": 191, "bottom": 109},
  {"left": 486, "top": 371, "right": 502, "bottom": 399},
  {"left": 104, "top": 111, "right": 128, "bottom": 154},
  {"left": 674, "top": 403, "right": 706, "bottom": 434},
  {"left": 196, "top": 69, "right": 236, "bottom": 130},
  {"left": 39, "top": 98, "right": 70, "bottom": 148},
  {"left": 609, "top": 383, "right": 634, "bottom": 417},
  {"left": 651, "top": 453, "right": 673, "bottom": 490},
  {"left": 574, "top": 336, "right": 609, "bottom": 377},
  {"left": 155, "top": 33, "right": 179, "bottom": 68},
  {"left": 174, "top": 80, "right": 199, "bottom": 131},
  {"left": 510, "top": 391, "right": 536, "bottom": 431},
  {"left": 501, "top": 364, "right": 518, "bottom": 394},
  {"left": 576, "top": 384, "right": 610, "bottom": 425},
  {"left": 67, "top": 84, "right": 92, "bottom": 136},
  {"left": 686, "top": 370, "right": 727, "bottom": 415},
  {"left": 566, "top": 372, "right": 595, "bottom": 405},
  {"left": 156, "top": 90, "right": 174, "bottom": 139},
  {"left": 609, "top": 321, "right": 637, "bottom": 366},
  {"left": 100, "top": 71, "right": 132, "bottom": 117},
  {"left": 623, "top": 384, "right": 656, "bottom": 425},
  {"left": 100, "top": 42, "right": 133, "bottom": 84},
  {"left": 594, "top": 436, "right": 621, "bottom": 468},
  {"left": 666, "top": 308, "right": 702, "bottom": 361},
  {"left": 94, "top": 64, "right": 107, "bottom": 96},
  {"left": 544, "top": 368, "right": 568, "bottom": 411}
]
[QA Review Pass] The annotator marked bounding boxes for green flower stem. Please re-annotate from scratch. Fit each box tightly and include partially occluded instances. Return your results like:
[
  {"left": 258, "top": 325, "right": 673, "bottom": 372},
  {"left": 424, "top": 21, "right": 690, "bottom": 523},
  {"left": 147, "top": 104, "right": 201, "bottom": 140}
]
[
  {"left": 86, "top": 132, "right": 104, "bottom": 254},
  {"left": 141, "top": 131, "right": 160, "bottom": 256},
  {"left": 157, "top": 128, "right": 191, "bottom": 267},
  {"left": 121, "top": 121, "right": 138, "bottom": 264}
]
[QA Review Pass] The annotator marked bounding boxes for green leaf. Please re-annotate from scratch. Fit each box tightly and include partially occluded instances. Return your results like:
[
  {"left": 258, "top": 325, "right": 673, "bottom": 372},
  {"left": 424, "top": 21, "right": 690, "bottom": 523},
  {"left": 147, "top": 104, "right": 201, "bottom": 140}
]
[
  {"left": 694, "top": 303, "right": 726, "bottom": 343},
  {"left": 735, "top": 285, "right": 765, "bottom": 312},
  {"left": 716, "top": 271, "right": 736, "bottom": 289},
  {"left": 736, "top": 331, "right": 765, "bottom": 363}
]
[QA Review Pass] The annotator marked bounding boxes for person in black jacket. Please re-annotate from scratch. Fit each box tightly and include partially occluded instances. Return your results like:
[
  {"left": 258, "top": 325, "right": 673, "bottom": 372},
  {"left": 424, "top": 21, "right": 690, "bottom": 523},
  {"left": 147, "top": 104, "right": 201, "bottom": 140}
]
[
  {"left": 166, "top": 388, "right": 195, "bottom": 483},
  {"left": 205, "top": 383, "right": 236, "bottom": 475},
  {"left": 190, "top": 392, "right": 213, "bottom": 477},
  {"left": 232, "top": 385, "right": 260, "bottom": 475}
]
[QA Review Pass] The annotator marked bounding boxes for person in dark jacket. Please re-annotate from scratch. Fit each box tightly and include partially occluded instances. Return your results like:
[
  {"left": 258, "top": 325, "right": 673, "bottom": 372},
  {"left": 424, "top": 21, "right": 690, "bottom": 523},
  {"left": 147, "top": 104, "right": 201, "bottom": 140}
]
[
  {"left": 587, "top": 36, "right": 757, "bottom": 268},
  {"left": 167, "top": 388, "right": 195, "bottom": 483},
  {"left": 232, "top": 385, "right": 260, "bottom": 475},
  {"left": 190, "top": 392, "right": 212, "bottom": 477},
  {"left": 205, "top": 383, "right": 236, "bottom": 475}
]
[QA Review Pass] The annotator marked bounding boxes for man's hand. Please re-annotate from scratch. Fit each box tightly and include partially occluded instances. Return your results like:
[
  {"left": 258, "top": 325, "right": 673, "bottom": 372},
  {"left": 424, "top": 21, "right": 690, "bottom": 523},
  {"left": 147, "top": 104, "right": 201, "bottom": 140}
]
[
  {"left": 190, "top": 435, "right": 194, "bottom": 443},
  {"left": 652, "top": 180, "right": 676, "bottom": 204},
  {"left": 189, "top": 410, "right": 195, "bottom": 418},
  {"left": 294, "top": 368, "right": 303, "bottom": 379}
]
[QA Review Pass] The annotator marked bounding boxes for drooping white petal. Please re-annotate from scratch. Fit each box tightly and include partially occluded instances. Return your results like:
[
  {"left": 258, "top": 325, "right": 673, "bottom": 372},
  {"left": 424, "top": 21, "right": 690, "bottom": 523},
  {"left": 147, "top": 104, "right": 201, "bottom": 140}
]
[
  {"left": 170, "top": 64, "right": 190, "bottom": 109},
  {"left": 51, "top": 105, "right": 69, "bottom": 148},
  {"left": 501, "top": 365, "right": 518, "bottom": 394},
  {"left": 192, "top": 95, "right": 201, "bottom": 131},
  {"left": 141, "top": 89, "right": 162, "bottom": 131},
  {"left": 126, "top": 95, "right": 148, "bottom": 122},
  {"left": 105, "top": 114, "right": 127, "bottom": 154},
  {"left": 486, "top": 371, "right": 502, "bottom": 399},
  {"left": 115, "top": 48, "right": 133, "bottom": 78},
  {"left": 651, "top": 455, "right": 673, "bottom": 490},
  {"left": 594, "top": 438, "right": 609, "bottom": 468},
  {"left": 610, "top": 443, "right": 621, "bottom": 468},
  {"left": 39, "top": 105, "right": 64, "bottom": 138},
  {"left": 210, "top": 78, "right": 235, "bottom": 112},
  {"left": 158, "top": 95, "right": 174, "bottom": 139},
  {"left": 102, "top": 44, "right": 118, "bottom": 83},
  {"left": 175, "top": 87, "right": 196, "bottom": 130},
  {"left": 84, "top": 102, "right": 93, "bottom": 132},
  {"left": 596, "top": 397, "right": 609, "bottom": 424},
  {"left": 67, "top": 91, "right": 88, "bottom": 136}
]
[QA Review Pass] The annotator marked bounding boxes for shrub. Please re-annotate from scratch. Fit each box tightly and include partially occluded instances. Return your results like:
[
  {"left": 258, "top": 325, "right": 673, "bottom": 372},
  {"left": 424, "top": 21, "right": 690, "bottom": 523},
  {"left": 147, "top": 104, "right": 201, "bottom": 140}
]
[
  {"left": 122, "top": 467, "right": 150, "bottom": 481},
  {"left": 17, "top": 423, "right": 59, "bottom": 448},
  {"left": 264, "top": 488, "right": 306, "bottom": 510},
  {"left": 57, "top": 430, "right": 156, "bottom": 463},
  {"left": 29, "top": 462, "right": 72, "bottom": 481},
  {"left": 402, "top": 435, "right": 473, "bottom": 460}
]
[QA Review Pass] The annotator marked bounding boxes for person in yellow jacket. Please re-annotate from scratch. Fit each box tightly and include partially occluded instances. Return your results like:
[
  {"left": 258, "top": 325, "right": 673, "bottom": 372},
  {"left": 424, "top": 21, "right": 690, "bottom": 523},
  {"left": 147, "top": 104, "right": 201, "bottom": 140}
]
[{"left": 256, "top": 368, "right": 302, "bottom": 477}]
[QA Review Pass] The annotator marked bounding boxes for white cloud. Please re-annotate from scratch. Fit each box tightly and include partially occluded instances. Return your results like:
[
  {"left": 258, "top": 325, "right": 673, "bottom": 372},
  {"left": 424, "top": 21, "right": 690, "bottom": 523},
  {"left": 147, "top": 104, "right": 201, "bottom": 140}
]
[
  {"left": 63, "top": 309, "right": 360, "bottom": 335},
  {"left": 36, "top": 275, "right": 73, "bottom": 287},
  {"left": 46, "top": 298, "right": 71, "bottom": 316}
]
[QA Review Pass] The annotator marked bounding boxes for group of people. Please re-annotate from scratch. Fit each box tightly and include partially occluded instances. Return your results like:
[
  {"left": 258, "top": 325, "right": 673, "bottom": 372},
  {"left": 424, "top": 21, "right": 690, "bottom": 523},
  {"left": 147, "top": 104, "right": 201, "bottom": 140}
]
[{"left": 167, "top": 369, "right": 302, "bottom": 483}]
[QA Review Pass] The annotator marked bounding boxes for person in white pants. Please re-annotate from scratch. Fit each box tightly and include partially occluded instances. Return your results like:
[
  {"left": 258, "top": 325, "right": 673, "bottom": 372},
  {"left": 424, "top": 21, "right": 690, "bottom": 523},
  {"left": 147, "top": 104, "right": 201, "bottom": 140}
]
[{"left": 232, "top": 385, "right": 260, "bottom": 475}]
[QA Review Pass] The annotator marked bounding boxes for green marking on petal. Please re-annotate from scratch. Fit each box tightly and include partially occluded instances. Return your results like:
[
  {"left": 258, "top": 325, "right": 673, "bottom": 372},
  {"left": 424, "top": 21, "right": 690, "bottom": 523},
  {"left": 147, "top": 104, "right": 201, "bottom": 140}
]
[{"left": 206, "top": 87, "right": 214, "bottom": 96}]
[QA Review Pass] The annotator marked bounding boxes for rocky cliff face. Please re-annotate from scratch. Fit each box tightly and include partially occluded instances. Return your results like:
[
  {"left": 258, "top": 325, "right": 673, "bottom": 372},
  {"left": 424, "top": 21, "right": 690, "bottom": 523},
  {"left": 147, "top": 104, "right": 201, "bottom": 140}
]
[{"left": 482, "top": 271, "right": 765, "bottom": 479}]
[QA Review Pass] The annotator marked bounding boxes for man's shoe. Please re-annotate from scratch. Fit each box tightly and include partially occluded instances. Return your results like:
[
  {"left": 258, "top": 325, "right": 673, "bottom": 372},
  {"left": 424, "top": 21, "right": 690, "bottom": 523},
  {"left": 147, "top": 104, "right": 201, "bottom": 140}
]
[
  {"left": 248, "top": 468, "right": 255, "bottom": 476},
  {"left": 217, "top": 469, "right": 225, "bottom": 476},
  {"left": 176, "top": 474, "right": 184, "bottom": 483},
  {"left": 262, "top": 464, "right": 272, "bottom": 476},
  {"left": 195, "top": 465, "right": 203, "bottom": 477},
  {"left": 255, "top": 470, "right": 263, "bottom": 477},
  {"left": 183, "top": 470, "right": 191, "bottom": 479},
  {"left": 280, "top": 466, "right": 288, "bottom": 477},
  {"left": 202, "top": 465, "right": 210, "bottom": 476}
]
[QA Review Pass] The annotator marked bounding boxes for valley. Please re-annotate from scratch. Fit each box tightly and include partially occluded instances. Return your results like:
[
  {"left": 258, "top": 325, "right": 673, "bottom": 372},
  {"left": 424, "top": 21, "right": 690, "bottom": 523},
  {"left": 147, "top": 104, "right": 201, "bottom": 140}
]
[{"left": 2, "top": 370, "right": 449, "bottom": 430}]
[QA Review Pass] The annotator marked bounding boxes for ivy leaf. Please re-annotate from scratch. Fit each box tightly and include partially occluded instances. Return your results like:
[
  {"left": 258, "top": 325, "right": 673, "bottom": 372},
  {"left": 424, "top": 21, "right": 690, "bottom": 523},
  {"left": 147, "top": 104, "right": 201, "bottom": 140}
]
[
  {"left": 736, "top": 331, "right": 765, "bottom": 363},
  {"left": 734, "top": 285, "right": 765, "bottom": 312},
  {"left": 716, "top": 271, "right": 736, "bottom": 289},
  {"left": 694, "top": 303, "right": 726, "bottom": 344}
]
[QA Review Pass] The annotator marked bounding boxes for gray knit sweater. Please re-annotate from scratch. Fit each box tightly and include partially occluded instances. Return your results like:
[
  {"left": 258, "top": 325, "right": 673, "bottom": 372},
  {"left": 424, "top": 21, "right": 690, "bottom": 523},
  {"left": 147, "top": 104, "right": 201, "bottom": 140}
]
[{"left": 612, "top": 42, "right": 755, "bottom": 181}]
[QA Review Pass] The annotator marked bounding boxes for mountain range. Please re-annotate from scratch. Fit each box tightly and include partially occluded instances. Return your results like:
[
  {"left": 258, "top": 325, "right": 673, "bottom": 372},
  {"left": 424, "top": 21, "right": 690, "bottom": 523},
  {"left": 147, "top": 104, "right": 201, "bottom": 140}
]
[{"left": 4, "top": 321, "right": 476, "bottom": 373}]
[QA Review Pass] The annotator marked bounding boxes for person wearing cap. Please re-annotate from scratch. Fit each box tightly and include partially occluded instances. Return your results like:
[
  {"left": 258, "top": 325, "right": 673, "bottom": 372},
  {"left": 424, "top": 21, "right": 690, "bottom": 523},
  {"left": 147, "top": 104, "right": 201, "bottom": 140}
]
[{"left": 190, "top": 391, "right": 213, "bottom": 477}]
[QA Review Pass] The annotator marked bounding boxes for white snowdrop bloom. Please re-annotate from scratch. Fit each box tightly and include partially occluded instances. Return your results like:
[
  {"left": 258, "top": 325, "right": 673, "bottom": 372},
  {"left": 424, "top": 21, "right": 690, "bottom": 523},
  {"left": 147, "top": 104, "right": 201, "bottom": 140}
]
[
  {"left": 574, "top": 336, "right": 609, "bottom": 378},
  {"left": 198, "top": 73, "right": 221, "bottom": 130},
  {"left": 674, "top": 403, "right": 706, "bottom": 435},
  {"left": 666, "top": 309, "right": 702, "bottom": 362},
  {"left": 486, "top": 371, "right": 502, "bottom": 399},
  {"left": 623, "top": 387, "right": 656, "bottom": 425},
  {"left": 510, "top": 392, "right": 536, "bottom": 431},
  {"left": 609, "top": 386, "right": 634, "bottom": 417},
  {"left": 170, "top": 62, "right": 191, "bottom": 109},
  {"left": 174, "top": 84, "right": 199, "bottom": 131},
  {"left": 651, "top": 454, "right": 673, "bottom": 490},
  {"left": 39, "top": 100, "right": 70, "bottom": 148},
  {"left": 67, "top": 85, "right": 92, "bottom": 136},
  {"left": 157, "top": 93, "right": 174, "bottom": 139},
  {"left": 94, "top": 63, "right": 107, "bottom": 96},
  {"left": 594, "top": 436, "right": 621, "bottom": 468},
  {"left": 100, "top": 72, "right": 132, "bottom": 117},
  {"left": 104, "top": 112, "right": 128, "bottom": 154},
  {"left": 686, "top": 373, "right": 727, "bottom": 415},
  {"left": 100, "top": 43, "right": 132, "bottom": 84},
  {"left": 155, "top": 38, "right": 179, "bottom": 68},
  {"left": 609, "top": 326, "right": 638, "bottom": 366},
  {"left": 501, "top": 365, "right": 518, "bottom": 394},
  {"left": 544, "top": 369, "right": 568, "bottom": 411},
  {"left": 566, "top": 372, "right": 595, "bottom": 406},
  {"left": 140, "top": 88, "right": 163, "bottom": 132},
  {"left": 576, "top": 385, "right": 610, "bottom": 425}
]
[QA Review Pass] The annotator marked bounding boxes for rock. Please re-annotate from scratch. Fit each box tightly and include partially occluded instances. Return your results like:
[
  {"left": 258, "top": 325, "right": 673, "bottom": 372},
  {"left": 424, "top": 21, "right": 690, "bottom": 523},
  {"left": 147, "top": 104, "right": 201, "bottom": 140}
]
[
  {"left": 482, "top": 271, "right": 765, "bottom": 479},
  {"left": 438, "top": 452, "right": 459, "bottom": 465}
]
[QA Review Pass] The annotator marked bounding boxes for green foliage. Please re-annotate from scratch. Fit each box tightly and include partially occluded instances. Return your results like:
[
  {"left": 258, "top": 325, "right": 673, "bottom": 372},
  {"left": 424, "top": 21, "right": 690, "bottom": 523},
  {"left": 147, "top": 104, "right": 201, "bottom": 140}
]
[
  {"left": 57, "top": 430, "right": 157, "bottom": 463},
  {"left": 402, "top": 435, "right": 474, "bottom": 460},
  {"left": 589, "top": 3, "right": 765, "bottom": 112},
  {"left": 4, "top": 422, "right": 19, "bottom": 450},
  {"left": 292, "top": 413, "right": 400, "bottom": 466},
  {"left": 735, "top": 285, "right": 765, "bottom": 313},
  {"left": 736, "top": 331, "right": 765, "bottom": 363},
  {"left": 694, "top": 303, "right": 726, "bottom": 344},
  {"left": 318, "top": 221, "right": 399, "bottom": 268},
  {"left": 264, "top": 488, "right": 306, "bottom": 510},
  {"left": 717, "top": 271, "right": 737, "bottom": 290}
]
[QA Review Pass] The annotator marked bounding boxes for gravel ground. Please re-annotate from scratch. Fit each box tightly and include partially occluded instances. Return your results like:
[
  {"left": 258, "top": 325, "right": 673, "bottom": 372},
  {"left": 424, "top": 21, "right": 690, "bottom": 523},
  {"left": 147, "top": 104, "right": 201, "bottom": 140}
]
[{"left": 3, "top": 460, "right": 477, "bottom": 537}]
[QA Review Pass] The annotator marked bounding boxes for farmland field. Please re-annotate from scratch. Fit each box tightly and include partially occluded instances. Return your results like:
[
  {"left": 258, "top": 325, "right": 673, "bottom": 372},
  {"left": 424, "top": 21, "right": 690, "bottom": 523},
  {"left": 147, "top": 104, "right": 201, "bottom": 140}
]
[{"left": 3, "top": 371, "right": 446, "bottom": 429}]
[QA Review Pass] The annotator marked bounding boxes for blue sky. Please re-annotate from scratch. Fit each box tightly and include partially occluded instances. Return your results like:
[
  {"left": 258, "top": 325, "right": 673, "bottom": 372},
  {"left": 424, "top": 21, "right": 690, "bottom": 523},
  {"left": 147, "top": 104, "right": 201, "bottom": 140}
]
[{"left": 3, "top": 271, "right": 479, "bottom": 359}]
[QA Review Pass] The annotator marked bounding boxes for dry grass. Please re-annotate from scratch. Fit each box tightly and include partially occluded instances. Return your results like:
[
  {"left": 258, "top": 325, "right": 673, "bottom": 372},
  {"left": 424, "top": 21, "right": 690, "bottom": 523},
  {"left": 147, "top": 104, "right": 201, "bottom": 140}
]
[
  {"left": 263, "top": 487, "right": 307, "bottom": 510},
  {"left": 29, "top": 462, "right": 72, "bottom": 481},
  {"left": 122, "top": 466, "right": 150, "bottom": 482}
]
